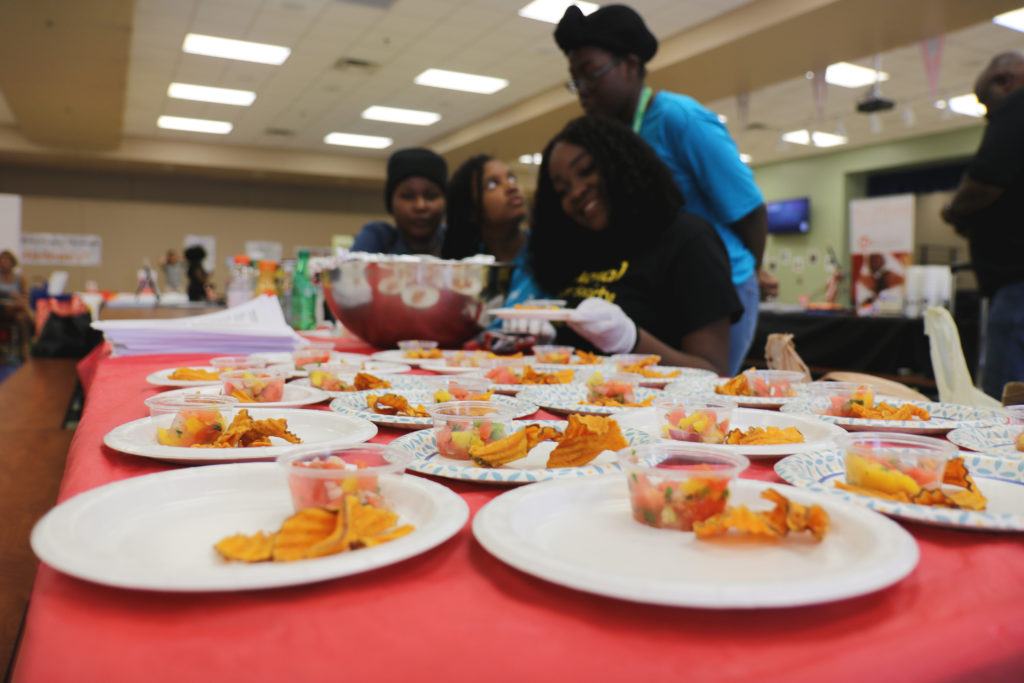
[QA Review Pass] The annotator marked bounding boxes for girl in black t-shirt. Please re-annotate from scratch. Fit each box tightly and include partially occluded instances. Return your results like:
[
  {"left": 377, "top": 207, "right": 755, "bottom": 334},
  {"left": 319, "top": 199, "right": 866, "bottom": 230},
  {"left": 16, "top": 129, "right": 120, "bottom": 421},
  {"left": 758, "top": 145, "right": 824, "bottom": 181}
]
[{"left": 528, "top": 116, "right": 741, "bottom": 375}]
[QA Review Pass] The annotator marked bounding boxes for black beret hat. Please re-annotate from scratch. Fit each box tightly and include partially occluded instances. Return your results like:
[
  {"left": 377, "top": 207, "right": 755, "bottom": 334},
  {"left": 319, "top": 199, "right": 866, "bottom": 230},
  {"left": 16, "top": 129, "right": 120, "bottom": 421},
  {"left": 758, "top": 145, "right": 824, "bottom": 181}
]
[
  {"left": 385, "top": 148, "right": 448, "bottom": 212},
  {"left": 554, "top": 4, "right": 658, "bottom": 63}
]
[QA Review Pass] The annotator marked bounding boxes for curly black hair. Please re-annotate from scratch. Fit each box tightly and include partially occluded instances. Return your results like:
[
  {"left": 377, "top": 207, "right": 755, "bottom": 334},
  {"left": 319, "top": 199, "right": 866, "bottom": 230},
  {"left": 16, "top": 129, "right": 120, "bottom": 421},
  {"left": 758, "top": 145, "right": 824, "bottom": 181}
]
[
  {"left": 441, "top": 154, "right": 492, "bottom": 260},
  {"left": 184, "top": 244, "right": 207, "bottom": 264},
  {"left": 528, "top": 115, "right": 683, "bottom": 295}
]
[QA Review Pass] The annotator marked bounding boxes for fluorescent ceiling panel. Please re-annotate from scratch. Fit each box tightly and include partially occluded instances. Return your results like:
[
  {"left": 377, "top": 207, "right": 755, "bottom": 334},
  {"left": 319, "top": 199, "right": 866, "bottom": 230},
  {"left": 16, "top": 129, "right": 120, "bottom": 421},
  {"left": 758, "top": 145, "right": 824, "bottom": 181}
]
[
  {"left": 324, "top": 132, "right": 393, "bottom": 149},
  {"left": 157, "top": 115, "right": 232, "bottom": 134},
  {"left": 824, "top": 62, "right": 890, "bottom": 88},
  {"left": 168, "top": 83, "right": 256, "bottom": 106},
  {"left": 993, "top": 7, "right": 1024, "bottom": 32},
  {"left": 362, "top": 106, "right": 441, "bottom": 126},
  {"left": 518, "top": 153, "right": 543, "bottom": 164},
  {"left": 947, "top": 94, "right": 986, "bottom": 117},
  {"left": 518, "top": 0, "right": 599, "bottom": 24},
  {"left": 182, "top": 33, "right": 290, "bottom": 65},
  {"left": 414, "top": 68, "right": 508, "bottom": 94},
  {"left": 781, "top": 129, "right": 847, "bottom": 147},
  {"left": 739, "top": 153, "right": 752, "bottom": 164}
]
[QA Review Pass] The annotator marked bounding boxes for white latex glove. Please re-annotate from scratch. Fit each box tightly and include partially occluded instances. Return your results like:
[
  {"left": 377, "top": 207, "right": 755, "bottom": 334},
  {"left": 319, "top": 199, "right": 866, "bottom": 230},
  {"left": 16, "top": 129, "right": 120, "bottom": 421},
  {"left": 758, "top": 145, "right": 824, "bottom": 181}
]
[{"left": 567, "top": 297, "right": 637, "bottom": 354}]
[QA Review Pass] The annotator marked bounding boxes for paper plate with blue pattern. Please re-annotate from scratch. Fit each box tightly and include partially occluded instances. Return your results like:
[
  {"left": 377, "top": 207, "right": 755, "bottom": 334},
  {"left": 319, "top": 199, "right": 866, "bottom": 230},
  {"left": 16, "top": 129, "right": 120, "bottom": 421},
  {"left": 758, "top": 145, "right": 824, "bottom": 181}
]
[
  {"left": 514, "top": 384, "right": 663, "bottom": 416},
  {"left": 291, "top": 374, "right": 428, "bottom": 398},
  {"left": 946, "top": 425, "right": 1023, "bottom": 459},
  {"left": 390, "top": 420, "right": 652, "bottom": 484},
  {"left": 775, "top": 448, "right": 1024, "bottom": 531},
  {"left": 466, "top": 363, "right": 593, "bottom": 395},
  {"left": 780, "top": 398, "right": 1005, "bottom": 435},
  {"left": 328, "top": 389, "right": 539, "bottom": 430}
]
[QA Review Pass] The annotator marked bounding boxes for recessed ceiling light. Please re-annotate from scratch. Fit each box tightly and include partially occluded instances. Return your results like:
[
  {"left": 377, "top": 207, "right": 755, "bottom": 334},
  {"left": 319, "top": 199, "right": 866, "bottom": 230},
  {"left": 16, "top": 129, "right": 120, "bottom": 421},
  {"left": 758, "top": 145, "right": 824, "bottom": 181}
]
[
  {"left": 157, "top": 115, "right": 232, "bottom": 134},
  {"left": 518, "top": 153, "right": 543, "bottom": 165},
  {"left": 739, "top": 153, "right": 752, "bottom": 164},
  {"left": 717, "top": 113, "right": 728, "bottom": 124},
  {"left": 361, "top": 106, "right": 441, "bottom": 126},
  {"left": 518, "top": 0, "right": 599, "bottom": 24},
  {"left": 168, "top": 83, "right": 256, "bottom": 106},
  {"left": 414, "top": 68, "right": 508, "bottom": 94},
  {"left": 781, "top": 129, "right": 847, "bottom": 147},
  {"left": 824, "top": 62, "right": 890, "bottom": 88},
  {"left": 323, "top": 132, "right": 393, "bottom": 149},
  {"left": 947, "top": 93, "right": 986, "bottom": 117},
  {"left": 182, "top": 33, "right": 290, "bottom": 65},
  {"left": 993, "top": 7, "right": 1024, "bottom": 32}
]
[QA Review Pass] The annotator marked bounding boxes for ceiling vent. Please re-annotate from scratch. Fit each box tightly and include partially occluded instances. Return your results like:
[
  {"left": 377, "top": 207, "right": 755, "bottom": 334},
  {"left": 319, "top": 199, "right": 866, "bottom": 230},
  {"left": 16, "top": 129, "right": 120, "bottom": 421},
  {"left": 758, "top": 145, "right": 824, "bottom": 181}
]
[
  {"left": 336, "top": 0, "right": 397, "bottom": 9},
  {"left": 264, "top": 127, "right": 295, "bottom": 137},
  {"left": 333, "top": 57, "right": 379, "bottom": 74}
]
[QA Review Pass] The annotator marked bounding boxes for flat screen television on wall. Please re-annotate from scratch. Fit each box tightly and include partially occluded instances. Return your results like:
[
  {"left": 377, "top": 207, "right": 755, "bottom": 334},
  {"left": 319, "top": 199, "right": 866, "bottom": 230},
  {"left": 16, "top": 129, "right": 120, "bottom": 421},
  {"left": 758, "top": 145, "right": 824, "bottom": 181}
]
[{"left": 766, "top": 197, "right": 810, "bottom": 234}]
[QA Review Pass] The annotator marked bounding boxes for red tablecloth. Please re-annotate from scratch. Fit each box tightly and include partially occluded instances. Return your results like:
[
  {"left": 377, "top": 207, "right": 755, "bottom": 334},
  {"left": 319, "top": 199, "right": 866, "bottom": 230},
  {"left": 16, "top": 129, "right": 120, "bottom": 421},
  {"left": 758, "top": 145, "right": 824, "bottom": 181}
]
[{"left": 13, "top": 353, "right": 1024, "bottom": 682}]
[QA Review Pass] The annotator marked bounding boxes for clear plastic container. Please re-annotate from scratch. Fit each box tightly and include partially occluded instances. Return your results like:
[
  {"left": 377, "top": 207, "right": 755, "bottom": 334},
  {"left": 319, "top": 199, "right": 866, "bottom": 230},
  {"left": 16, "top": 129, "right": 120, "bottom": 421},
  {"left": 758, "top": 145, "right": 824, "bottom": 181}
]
[
  {"left": 278, "top": 443, "right": 412, "bottom": 512},
  {"left": 426, "top": 401, "right": 515, "bottom": 461},
  {"left": 144, "top": 394, "right": 238, "bottom": 447},
  {"left": 532, "top": 345, "right": 575, "bottom": 365},
  {"left": 617, "top": 443, "right": 749, "bottom": 530},
  {"left": 807, "top": 381, "right": 876, "bottom": 417},
  {"left": 419, "top": 375, "right": 493, "bottom": 402},
  {"left": 478, "top": 356, "right": 528, "bottom": 384},
  {"left": 209, "top": 355, "right": 267, "bottom": 373},
  {"left": 292, "top": 342, "right": 337, "bottom": 370},
  {"left": 735, "top": 369, "right": 806, "bottom": 398},
  {"left": 220, "top": 369, "right": 287, "bottom": 403},
  {"left": 652, "top": 397, "right": 734, "bottom": 443},
  {"left": 610, "top": 353, "right": 661, "bottom": 371},
  {"left": 306, "top": 363, "right": 363, "bottom": 392},
  {"left": 837, "top": 431, "right": 957, "bottom": 495},
  {"left": 585, "top": 371, "right": 642, "bottom": 404},
  {"left": 226, "top": 254, "right": 254, "bottom": 308}
]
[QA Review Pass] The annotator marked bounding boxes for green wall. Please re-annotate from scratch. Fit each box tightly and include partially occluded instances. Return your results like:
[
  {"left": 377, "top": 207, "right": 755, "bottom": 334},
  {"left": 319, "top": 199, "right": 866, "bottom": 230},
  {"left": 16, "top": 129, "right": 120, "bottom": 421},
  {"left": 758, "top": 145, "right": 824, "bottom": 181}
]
[{"left": 752, "top": 125, "right": 984, "bottom": 305}]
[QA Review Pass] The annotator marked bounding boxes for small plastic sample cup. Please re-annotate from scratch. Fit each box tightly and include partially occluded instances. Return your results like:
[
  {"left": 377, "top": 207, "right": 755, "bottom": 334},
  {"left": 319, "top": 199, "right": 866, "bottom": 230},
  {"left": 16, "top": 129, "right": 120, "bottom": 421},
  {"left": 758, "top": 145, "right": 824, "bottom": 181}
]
[
  {"left": 419, "top": 375, "right": 493, "bottom": 401},
  {"left": 278, "top": 443, "right": 412, "bottom": 512},
  {"left": 478, "top": 356, "right": 528, "bottom": 384},
  {"left": 807, "top": 381, "right": 876, "bottom": 417},
  {"left": 307, "top": 363, "right": 364, "bottom": 392},
  {"left": 220, "top": 369, "right": 288, "bottom": 403},
  {"left": 425, "top": 401, "right": 515, "bottom": 461},
  {"left": 836, "top": 431, "right": 957, "bottom": 495},
  {"left": 397, "top": 339, "right": 440, "bottom": 358},
  {"left": 532, "top": 345, "right": 575, "bottom": 365},
  {"left": 617, "top": 443, "right": 749, "bottom": 530},
  {"left": 652, "top": 396, "right": 734, "bottom": 444},
  {"left": 741, "top": 369, "right": 806, "bottom": 398},
  {"left": 144, "top": 394, "right": 238, "bottom": 447},
  {"left": 292, "top": 342, "right": 337, "bottom": 371},
  {"left": 585, "top": 371, "right": 642, "bottom": 404}
]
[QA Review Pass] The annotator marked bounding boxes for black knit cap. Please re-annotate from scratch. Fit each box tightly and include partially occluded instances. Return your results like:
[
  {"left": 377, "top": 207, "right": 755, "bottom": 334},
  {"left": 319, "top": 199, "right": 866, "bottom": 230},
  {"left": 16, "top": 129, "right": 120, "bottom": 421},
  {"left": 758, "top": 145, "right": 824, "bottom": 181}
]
[
  {"left": 554, "top": 4, "right": 658, "bottom": 63},
  {"left": 385, "top": 147, "right": 448, "bottom": 212}
]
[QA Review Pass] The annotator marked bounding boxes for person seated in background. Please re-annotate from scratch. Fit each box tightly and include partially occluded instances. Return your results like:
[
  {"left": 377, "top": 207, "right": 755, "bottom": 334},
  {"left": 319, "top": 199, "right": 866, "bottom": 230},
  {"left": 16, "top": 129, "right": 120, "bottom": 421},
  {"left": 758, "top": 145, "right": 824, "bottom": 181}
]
[
  {"left": 184, "top": 245, "right": 211, "bottom": 302},
  {"left": 0, "top": 249, "right": 33, "bottom": 359},
  {"left": 527, "top": 116, "right": 742, "bottom": 375},
  {"left": 441, "top": 154, "right": 547, "bottom": 305},
  {"left": 554, "top": 3, "right": 771, "bottom": 374},
  {"left": 160, "top": 249, "right": 185, "bottom": 292},
  {"left": 351, "top": 148, "right": 447, "bottom": 256}
]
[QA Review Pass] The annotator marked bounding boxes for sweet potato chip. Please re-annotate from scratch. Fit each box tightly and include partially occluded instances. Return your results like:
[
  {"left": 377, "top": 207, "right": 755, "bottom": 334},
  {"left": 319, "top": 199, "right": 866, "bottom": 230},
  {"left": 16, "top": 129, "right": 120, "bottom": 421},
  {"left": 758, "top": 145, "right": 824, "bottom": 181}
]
[
  {"left": 354, "top": 373, "right": 391, "bottom": 391},
  {"left": 470, "top": 428, "right": 530, "bottom": 468},
  {"left": 581, "top": 395, "right": 655, "bottom": 408},
  {"left": 725, "top": 426, "right": 805, "bottom": 445},
  {"left": 272, "top": 508, "right": 338, "bottom": 562},
  {"left": 835, "top": 456, "right": 987, "bottom": 510},
  {"left": 694, "top": 488, "right": 829, "bottom": 541},
  {"left": 365, "top": 393, "right": 429, "bottom": 418},
  {"left": 715, "top": 370, "right": 754, "bottom": 396},
  {"left": 524, "top": 424, "right": 563, "bottom": 449},
  {"left": 573, "top": 350, "right": 603, "bottom": 365},
  {"left": 521, "top": 365, "right": 575, "bottom": 385},
  {"left": 192, "top": 409, "right": 302, "bottom": 448},
  {"left": 547, "top": 415, "right": 628, "bottom": 468},
  {"left": 214, "top": 531, "right": 275, "bottom": 562},
  {"left": 849, "top": 401, "right": 930, "bottom": 421},
  {"left": 168, "top": 367, "right": 221, "bottom": 381}
]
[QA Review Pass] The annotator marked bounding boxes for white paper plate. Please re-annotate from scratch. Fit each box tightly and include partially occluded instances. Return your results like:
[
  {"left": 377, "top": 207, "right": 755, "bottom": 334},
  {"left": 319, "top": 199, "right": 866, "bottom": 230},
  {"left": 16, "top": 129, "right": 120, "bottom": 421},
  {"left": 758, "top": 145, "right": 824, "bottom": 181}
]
[
  {"left": 31, "top": 463, "right": 468, "bottom": 591},
  {"left": 946, "top": 425, "right": 1023, "bottom": 459},
  {"left": 328, "top": 390, "right": 540, "bottom": 430},
  {"left": 622, "top": 407, "right": 847, "bottom": 459},
  {"left": 390, "top": 420, "right": 652, "bottom": 484},
  {"left": 488, "top": 307, "right": 581, "bottom": 322},
  {"left": 775, "top": 449, "right": 1024, "bottom": 531},
  {"left": 467, "top": 363, "right": 590, "bottom": 395},
  {"left": 514, "top": 384, "right": 663, "bottom": 416},
  {"left": 104, "top": 408, "right": 377, "bottom": 464},
  {"left": 157, "top": 383, "right": 330, "bottom": 409},
  {"left": 417, "top": 359, "right": 488, "bottom": 375},
  {"left": 290, "top": 374, "right": 428, "bottom": 398},
  {"left": 780, "top": 399, "right": 1005, "bottom": 435},
  {"left": 473, "top": 476, "right": 918, "bottom": 607},
  {"left": 628, "top": 366, "right": 717, "bottom": 389},
  {"left": 146, "top": 366, "right": 223, "bottom": 387},
  {"left": 370, "top": 349, "right": 442, "bottom": 367}
]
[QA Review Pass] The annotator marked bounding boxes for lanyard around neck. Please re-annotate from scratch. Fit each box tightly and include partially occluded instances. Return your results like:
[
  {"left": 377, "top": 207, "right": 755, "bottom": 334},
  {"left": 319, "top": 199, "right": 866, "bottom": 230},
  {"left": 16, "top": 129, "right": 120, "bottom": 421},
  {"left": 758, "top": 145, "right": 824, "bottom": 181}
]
[{"left": 631, "top": 86, "right": 652, "bottom": 133}]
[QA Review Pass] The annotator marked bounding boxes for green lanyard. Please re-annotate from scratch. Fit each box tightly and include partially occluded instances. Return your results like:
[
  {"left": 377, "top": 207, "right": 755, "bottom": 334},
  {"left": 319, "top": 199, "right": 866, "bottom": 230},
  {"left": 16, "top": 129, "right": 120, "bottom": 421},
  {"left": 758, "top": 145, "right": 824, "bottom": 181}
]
[{"left": 631, "top": 86, "right": 652, "bottom": 133}]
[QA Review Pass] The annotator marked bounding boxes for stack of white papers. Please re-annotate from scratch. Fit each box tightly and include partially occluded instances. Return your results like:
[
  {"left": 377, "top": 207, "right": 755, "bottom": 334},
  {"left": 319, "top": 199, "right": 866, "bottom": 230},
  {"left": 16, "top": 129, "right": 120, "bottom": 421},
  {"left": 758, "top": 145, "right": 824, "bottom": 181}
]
[{"left": 92, "top": 295, "right": 308, "bottom": 356}]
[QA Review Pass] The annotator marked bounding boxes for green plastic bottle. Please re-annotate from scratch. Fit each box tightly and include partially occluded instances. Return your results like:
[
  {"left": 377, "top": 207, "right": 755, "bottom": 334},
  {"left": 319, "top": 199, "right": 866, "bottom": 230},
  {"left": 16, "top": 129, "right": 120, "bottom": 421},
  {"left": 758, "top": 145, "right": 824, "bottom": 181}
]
[{"left": 291, "top": 250, "right": 316, "bottom": 330}]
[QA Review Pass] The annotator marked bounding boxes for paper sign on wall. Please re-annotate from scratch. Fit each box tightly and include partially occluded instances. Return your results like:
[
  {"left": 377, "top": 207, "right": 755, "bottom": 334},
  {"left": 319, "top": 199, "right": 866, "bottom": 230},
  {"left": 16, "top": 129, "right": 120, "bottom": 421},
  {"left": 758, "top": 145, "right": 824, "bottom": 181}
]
[
  {"left": 21, "top": 232, "right": 102, "bottom": 266},
  {"left": 849, "top": 194, "right": 915, "bottom": 315},
  {"left": 0, "top": 194, "right": 21, "bottom": 256}
]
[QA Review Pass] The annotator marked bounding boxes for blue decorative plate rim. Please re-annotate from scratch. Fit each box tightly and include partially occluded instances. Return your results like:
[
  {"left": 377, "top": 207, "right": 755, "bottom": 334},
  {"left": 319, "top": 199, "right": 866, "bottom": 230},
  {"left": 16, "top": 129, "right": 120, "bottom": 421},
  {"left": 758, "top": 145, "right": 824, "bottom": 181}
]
[
  {"left": 514, "top": 385, "right": 664, "bottom": 416},
  {"left": 774, "top": 448, "right": 1024, "bottom": 531},
  {"left": 328, "top": 390, "right": 539, "bottom": 428}
]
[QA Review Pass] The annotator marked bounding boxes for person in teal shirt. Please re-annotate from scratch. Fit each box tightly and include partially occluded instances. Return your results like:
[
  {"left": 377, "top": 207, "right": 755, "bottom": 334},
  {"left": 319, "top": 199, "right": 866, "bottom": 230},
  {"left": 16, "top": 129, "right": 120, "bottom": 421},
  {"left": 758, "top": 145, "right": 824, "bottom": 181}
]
[{"left": 554, "top": 4, "right": 776, "bottom": 374}]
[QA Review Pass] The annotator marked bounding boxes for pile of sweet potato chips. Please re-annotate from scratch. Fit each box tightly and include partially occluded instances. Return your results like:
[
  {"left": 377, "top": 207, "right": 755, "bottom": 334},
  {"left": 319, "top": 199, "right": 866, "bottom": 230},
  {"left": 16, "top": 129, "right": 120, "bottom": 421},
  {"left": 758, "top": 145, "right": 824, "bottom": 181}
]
[
  {"left": 215, "top": 495, "right": 414, "bottom": 563},
  {"left": 836, "top": 457, "right": 987, "bottom": 510},
  {"left": 365, "top": 393, "right": 429, "bottom": 417},
  {"left": 193, "top": 409, "right": 302, "bottom": 448},
  {"left": 724, "top": 426, "right": 804, "bottom": 445},
  {"left": 469, "top": 414, "right": 628, "bottom": 468},
  {"left": 694, "top": 488, "right": 830, "bottom": 541}
]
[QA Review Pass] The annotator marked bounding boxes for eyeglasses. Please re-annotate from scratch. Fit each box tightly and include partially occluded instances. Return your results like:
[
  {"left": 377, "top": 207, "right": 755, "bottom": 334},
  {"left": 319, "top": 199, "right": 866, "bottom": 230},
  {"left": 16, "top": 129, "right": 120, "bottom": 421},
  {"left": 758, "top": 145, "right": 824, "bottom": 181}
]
[{"left": 565, "top": 59, "right": 619, "bottom": 96}]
